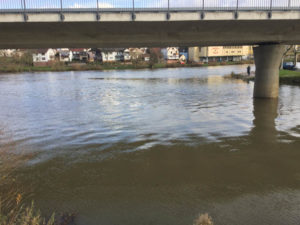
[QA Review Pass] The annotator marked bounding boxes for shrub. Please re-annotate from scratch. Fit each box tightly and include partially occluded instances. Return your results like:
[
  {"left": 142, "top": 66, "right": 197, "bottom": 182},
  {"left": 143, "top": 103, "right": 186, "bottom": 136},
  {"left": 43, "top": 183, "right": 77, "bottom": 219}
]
[{"left": 193, "top": 213, "right": 214, "bottom": 225}]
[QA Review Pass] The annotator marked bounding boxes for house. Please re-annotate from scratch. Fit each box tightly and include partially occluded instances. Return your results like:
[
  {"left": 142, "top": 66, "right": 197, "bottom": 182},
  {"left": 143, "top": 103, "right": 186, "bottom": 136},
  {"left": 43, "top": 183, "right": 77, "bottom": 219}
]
[
  {"left": 32, "top": 49, "right": 56, "bottom": 66},
  {"left": 128, "top": 48, "right": 145, "bottom": 61},
  {"left": 71, "top": 48, "right": 88, "bottom": 62},
  {"left": 87, "top": 51, "right": 96, "bottom": 63},
  {"left": 124, "top": 49, "right": 131, "bottom": 61},
  {"left": 58, "top": 48, "right": 73, "bottom": 62},
  {"left": 100, "top": 48, "right": 124, "bottom": 62},
  {"left": 192, "top": 46, "right": 253, "bottom": 63},
  {"left": 161, "top": 47, "right": 180, "bottom": 61}
]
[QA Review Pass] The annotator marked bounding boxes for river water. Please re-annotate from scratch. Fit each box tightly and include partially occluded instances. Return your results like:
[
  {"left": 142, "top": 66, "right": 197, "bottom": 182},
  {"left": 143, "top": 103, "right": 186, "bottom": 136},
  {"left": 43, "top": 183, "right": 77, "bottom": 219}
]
[{"left": 0, "top": 65, "right": 300, "bottom": 225}]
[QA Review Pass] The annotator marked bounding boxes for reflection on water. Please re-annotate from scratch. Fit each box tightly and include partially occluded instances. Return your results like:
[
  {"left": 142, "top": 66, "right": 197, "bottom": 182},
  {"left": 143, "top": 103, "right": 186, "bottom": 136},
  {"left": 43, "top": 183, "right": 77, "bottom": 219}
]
[{"left": 0, "top": 65, "right": 300, "bottom": 225}]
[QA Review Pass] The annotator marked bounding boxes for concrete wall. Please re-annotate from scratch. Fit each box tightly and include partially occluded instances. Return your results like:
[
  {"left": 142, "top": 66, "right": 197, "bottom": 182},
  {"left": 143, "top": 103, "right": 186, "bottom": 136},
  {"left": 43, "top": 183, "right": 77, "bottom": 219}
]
[{"left": 1, "top": 11, "right": 300, "bottom": 48}]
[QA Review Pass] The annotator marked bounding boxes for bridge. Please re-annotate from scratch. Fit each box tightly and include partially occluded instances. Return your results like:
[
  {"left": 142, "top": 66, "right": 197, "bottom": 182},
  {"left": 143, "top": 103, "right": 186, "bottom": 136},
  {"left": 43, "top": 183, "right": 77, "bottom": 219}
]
[{"left": 1, "top": 0, "right": 300, "bottom": 98}]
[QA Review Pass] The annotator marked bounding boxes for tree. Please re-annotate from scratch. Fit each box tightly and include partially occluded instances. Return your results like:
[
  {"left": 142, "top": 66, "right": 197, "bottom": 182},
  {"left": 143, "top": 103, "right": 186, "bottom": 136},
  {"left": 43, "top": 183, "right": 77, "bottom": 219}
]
[{"left": 149, "top": 48, "right": 163, "bottom": 68}]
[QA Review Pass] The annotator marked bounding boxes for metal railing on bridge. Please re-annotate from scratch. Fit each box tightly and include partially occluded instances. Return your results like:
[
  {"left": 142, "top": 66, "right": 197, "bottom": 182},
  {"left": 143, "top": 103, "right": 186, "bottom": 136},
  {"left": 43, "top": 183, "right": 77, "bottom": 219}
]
[{"left": 0, "top": 0, "right": 299, "bottom": 13}]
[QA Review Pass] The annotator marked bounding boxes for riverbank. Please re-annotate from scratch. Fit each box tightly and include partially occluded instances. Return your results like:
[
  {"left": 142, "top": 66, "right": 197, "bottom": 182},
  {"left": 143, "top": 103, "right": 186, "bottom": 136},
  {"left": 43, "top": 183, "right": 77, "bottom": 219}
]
[
  {"left": 0, "top": 60, "right": 253, "bottom": 74},
  {"left": 226, "top": 70, "right": 300, "bottom": 85}
]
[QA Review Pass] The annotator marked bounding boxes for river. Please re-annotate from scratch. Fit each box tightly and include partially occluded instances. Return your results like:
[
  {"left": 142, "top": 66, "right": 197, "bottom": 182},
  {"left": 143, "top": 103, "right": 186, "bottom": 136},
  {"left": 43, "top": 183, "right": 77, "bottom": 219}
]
[{"left": 0, "top": 65, "right": 300, "bottom": 225}]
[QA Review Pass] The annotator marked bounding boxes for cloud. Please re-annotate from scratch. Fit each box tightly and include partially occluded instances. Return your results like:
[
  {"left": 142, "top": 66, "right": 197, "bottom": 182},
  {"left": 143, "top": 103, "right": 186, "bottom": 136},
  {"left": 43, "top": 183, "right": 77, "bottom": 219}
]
[{"left": 98, "top": 3, "right": 114, "bottom": 8}]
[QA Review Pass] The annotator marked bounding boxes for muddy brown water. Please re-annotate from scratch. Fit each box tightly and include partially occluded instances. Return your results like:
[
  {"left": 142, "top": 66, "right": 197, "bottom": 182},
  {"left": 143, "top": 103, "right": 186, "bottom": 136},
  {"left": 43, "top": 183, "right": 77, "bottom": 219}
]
[{"left": 0, "top": 65, "right": 300, "bottom": 225}]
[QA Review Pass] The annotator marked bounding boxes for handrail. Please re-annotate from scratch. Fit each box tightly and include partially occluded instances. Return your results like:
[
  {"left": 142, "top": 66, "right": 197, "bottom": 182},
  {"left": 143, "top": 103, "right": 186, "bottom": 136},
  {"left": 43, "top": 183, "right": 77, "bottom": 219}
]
[{"left": 0, "top": 0, "right": 299, "bottom": 13}]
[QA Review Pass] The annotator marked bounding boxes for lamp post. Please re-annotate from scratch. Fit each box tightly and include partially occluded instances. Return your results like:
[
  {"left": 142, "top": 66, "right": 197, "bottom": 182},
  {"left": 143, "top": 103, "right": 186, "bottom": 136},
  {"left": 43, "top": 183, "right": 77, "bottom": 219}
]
[
  {"left": 132, "top": 0, "right": 136, "bottom": 20},
  {"left": 167, "top": 0, "right": 170, "bottom": 20},
  {"left": 60, "top": 0, "right": 65, "bottom": 21},
  {"left": 201, "top": 0, "right": 205, "bottom": 19},
  {"left": 268, "top": 0, "right": 273, "bottom": 18},
  {"left": 235, "top": 0, "right": 239, "bottom": 19},
  {"left": 96, "top": 0, "right": 100, "bottom": 20},
  {"left": 23, "top": 0, "right": 28, "bottom": 21}
]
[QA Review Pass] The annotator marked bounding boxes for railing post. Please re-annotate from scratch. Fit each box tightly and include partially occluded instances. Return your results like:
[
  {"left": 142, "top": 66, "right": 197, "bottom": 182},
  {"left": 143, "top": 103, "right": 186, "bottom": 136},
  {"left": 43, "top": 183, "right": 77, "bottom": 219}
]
[
  {"left": 201, "top": 0, "right": 205, "bottom": 19},
  {"left": 132, "top": 0, "right": 136, "bottom": 21},
  {"left": 268, "top": 0, "right": 272, "bottom": 18},
  {"left": 288, "top": 0, "right": 291, "bottom": 9},
  {"left": 23, "top": 0, "right": 28, "bottom": 21},
  {"left": 166, "top": 0, "right": 170, "bottom": 20},
  {"left": 60, "top": 0, "right": 65, "bottom": 21},
  {"left": 234, "top": 0, "right": 239, "bottom": 19},
  {"left": 96, "top": 0, "right": 100, "bottom": 20}
]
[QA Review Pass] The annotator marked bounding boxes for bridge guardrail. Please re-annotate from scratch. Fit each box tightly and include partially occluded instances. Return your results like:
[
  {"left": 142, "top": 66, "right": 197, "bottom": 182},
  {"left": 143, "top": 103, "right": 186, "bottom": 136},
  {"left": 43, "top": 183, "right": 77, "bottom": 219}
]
[{"left": 0, "top": 0, "right": 299, "bottom": 13}]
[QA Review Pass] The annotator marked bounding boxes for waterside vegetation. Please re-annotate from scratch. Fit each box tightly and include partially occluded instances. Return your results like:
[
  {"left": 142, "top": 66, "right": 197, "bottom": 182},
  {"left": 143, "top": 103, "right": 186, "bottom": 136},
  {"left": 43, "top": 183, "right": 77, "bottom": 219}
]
[{"left": 0, "top": 54, "right": 253, "bottom": 74}]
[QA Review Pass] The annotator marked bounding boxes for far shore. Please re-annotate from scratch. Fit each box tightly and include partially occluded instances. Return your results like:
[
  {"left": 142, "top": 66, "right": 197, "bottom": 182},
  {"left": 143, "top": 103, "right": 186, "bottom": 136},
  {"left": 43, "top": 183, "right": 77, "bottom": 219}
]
[{"left": 0, "top": 60, "right": 253, "bottom": 75}]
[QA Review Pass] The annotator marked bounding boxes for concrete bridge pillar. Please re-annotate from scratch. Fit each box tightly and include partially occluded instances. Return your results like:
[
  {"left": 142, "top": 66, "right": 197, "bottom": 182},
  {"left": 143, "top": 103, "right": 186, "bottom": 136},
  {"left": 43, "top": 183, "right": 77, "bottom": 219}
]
[{"left": 253, "top": 44, "right": 286, "bottom": 98}]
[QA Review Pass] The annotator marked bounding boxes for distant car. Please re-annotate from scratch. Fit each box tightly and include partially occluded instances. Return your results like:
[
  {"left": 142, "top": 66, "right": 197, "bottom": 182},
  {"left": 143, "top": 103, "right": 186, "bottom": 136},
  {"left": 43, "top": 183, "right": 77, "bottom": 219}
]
[{"left": 283, "top": 62, "right": 295, "bottom": 70}]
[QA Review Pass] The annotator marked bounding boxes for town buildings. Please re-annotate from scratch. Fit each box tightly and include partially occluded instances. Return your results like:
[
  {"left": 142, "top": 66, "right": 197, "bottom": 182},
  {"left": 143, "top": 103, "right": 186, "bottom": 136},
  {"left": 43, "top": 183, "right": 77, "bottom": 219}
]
[
  {"left": 3, "top": 46, "right": 254, "bottom": 67},
  {"left": 189, "top": 46, "right": 253, "bottom": 62},
  {"left": 32, "top": 49, "right": 56, "bottom": 66},
  {"left": 162, "top": 47, "right": 180, "bottom": 61},
  {"left": 58, "top": 48, "right": 73, "bottom": 62},
  {"left": 100, "top": 48, "right": 124, "bottom": 62},
  {"left": 71, "top": 48, "right": 88, "bottom": 62}
]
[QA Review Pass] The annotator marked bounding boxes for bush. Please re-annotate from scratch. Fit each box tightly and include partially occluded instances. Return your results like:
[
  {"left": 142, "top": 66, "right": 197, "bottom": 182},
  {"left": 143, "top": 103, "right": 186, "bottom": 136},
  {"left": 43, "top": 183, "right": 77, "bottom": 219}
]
[{"left": 193, "top": 214, "right": 214, "bottom": 225}]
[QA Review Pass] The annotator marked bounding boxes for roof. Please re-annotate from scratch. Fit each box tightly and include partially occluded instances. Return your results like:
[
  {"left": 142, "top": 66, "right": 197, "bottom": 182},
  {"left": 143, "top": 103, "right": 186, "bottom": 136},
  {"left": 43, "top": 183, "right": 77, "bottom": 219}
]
[
  {"left": 70, "top": 48, "right": 86, "bottom": 52},
  {"left": 32, "top": 49, "right": 48, "bottom": 54},
  {"left": 100, "top": 48, "right": 125, "bottom": 52}
]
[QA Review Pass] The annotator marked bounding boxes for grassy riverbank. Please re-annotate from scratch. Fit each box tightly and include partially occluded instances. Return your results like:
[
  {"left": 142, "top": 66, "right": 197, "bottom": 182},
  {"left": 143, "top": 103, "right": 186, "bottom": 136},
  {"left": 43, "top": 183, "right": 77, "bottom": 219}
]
[
  {"left": 228, "top": 69, "right": 300, "bottom": 85},
  {"left": 279, "top": 69, "right": 300, "bottom": 84}
]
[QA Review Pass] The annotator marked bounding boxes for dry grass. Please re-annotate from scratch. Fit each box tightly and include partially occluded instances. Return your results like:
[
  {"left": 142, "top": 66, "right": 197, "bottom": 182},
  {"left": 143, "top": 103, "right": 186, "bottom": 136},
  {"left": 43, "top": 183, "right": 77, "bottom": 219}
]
[
  {"left": 193, "top": 213, "right": 214, "bottom": 225},
  {"left": 0, "top": 127, "right": 75, "bottom": 225}
]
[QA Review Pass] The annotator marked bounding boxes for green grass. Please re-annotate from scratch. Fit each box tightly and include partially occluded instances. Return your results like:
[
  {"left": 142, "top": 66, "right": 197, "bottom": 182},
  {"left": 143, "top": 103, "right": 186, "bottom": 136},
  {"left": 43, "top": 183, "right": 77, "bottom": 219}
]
[
  {"left": 279, "top": 69, "right": 300, "bottom": 85},
  {"left": 279, "top": 69, "right": 300, "bottom": 77}
]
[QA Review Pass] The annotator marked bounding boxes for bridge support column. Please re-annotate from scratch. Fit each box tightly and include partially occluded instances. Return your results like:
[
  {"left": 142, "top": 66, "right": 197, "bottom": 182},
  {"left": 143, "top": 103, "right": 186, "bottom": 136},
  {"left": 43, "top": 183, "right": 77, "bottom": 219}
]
[{"left": 253, "top": 44, "right": 286, "bottom": 98}]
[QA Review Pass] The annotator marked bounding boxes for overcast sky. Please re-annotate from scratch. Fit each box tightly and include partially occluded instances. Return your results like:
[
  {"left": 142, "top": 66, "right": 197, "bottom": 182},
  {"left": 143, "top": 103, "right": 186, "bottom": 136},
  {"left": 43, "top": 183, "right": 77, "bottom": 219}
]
[{"left": 0, "top": 0, "right": 297, "bottom": 9}]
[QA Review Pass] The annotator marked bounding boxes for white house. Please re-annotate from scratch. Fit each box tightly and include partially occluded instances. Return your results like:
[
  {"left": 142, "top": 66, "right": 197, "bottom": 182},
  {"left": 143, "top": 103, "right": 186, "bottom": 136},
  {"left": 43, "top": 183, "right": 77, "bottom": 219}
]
[
  {"left": 58, "top": 48, "right": 73, "bottom": 62},
  {"left": 101, "top": 48, "right": 124, "bottom": 62},
  {"left": 161, "top": 47, "right": 180, "bottom": 60},
  {"left": 123, "top": 49, "right": 131, "bottom": 61},
  {"left": 32, "top": 49, "right": 56, "bottom": 63}
]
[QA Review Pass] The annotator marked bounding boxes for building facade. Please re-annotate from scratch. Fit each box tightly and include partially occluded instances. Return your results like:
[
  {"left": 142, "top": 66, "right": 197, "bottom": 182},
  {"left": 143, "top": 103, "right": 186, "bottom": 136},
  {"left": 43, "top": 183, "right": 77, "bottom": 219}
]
[
  {"left": 58, "top": 48, "right": 73, "bottom": 62},
  {"left": 101, "top": 48, "right": 124, "bottom": 62},
  {"left": 161, "top": 47, "right": 180, "bottom": 61},
  {"left": 189, "top": 46, "right": 253, "bottom": 62},
  {"left": 32, "top": 49, "right": 56, "bottom": 65}
]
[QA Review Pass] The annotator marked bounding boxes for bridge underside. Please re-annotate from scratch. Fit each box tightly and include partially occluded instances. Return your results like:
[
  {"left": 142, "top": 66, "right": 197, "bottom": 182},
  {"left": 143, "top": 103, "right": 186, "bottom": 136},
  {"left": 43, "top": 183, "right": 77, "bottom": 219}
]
[{"left": 1, "top": 18, "right": 300, "bottom": 48}]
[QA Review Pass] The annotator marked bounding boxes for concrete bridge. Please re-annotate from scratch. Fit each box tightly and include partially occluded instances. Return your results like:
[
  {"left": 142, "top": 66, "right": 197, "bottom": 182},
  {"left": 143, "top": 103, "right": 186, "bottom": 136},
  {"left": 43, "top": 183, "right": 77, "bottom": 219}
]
[{"left": 0, "top": 0, "right": 300, "bottom": 98}]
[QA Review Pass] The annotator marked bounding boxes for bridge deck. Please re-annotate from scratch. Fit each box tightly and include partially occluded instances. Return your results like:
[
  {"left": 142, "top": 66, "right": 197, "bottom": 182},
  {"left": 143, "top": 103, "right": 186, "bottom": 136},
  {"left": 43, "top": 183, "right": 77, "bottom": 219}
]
[{"left": 0, "top": 10, "right": 300, "bottom": 48}]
